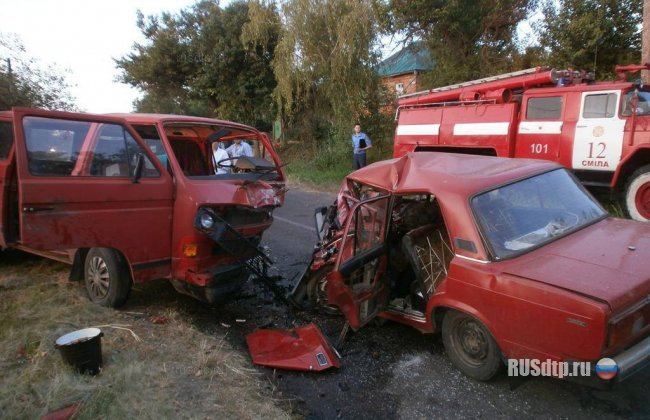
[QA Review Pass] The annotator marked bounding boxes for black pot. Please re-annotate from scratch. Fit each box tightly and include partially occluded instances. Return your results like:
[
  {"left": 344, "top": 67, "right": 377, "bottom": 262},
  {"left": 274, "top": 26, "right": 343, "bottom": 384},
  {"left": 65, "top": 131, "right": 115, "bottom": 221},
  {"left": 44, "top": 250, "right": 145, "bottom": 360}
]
[{"left": 55, "top": 328, "right": 104, "bottom": 375}]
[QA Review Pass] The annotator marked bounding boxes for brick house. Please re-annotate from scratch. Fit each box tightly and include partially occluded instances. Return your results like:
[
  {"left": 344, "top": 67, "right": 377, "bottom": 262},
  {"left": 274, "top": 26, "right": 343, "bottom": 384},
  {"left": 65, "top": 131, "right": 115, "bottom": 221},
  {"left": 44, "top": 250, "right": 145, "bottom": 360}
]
[{"left": 377, "top": 43, "right": 434, "bottom": 99}]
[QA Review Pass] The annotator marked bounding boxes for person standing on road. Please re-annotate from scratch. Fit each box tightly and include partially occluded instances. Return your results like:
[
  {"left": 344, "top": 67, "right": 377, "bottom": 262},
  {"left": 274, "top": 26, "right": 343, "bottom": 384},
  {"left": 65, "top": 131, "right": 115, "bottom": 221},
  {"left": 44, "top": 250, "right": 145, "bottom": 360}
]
[{"left": 351, "top": 123, "right": 372, "bottom": 169}]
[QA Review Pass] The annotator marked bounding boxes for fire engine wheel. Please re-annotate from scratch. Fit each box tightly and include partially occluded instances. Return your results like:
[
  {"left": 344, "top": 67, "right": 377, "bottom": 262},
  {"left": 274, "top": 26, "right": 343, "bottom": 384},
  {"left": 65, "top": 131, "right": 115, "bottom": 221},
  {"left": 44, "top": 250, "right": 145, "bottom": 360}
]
[
  {"left": 306, "top": 267, "right": 340, "bottom": 315},
  {"left": 625, "top": 165, "right": 650, "bottom": 221},
  {"left": 84, "top": 248, "right": 131, "bottom": 308},
  {"left": 442, "top": 310, "right": 502, "bottom": 381}
]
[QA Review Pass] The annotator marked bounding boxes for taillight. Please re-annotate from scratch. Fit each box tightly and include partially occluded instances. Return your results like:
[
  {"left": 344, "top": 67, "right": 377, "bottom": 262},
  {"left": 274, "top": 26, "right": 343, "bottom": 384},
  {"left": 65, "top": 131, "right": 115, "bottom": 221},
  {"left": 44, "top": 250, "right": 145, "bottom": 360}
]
[{"left": 608, "top": 299, "right": 650, "bottom": 349}]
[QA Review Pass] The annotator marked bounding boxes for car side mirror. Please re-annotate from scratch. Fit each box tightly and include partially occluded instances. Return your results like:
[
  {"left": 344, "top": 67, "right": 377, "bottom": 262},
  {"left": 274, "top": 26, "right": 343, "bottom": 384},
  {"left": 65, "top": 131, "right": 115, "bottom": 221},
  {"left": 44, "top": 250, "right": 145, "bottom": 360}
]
[{"left": 133, "top": 153, "right": 145, "bottom": 184}]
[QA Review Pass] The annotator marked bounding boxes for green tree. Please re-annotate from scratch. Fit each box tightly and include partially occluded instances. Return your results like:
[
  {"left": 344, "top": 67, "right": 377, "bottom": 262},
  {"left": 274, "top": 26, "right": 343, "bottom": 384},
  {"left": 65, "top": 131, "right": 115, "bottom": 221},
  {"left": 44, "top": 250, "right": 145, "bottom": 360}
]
[
  {"left": 387, "top": 0, "right": 538, "bottom": 87},
  {"left": 0, "top": 34, "right": 76, "bottom": 111},
  {"left": 535, "top": 0, "right": 642, "bottom": 78},
  {"left": 246, "top": 0, "right": 386, "bottom": 159},
  {"left": 116, "top": 0, "right": 279, "bottom": 127}
]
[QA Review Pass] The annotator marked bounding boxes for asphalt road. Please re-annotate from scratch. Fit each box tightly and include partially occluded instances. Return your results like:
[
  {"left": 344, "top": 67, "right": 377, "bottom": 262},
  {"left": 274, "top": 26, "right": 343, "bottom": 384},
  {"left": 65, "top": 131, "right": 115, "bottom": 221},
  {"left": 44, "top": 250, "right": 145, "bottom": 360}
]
[{"left": 240, "top": 187, "right": 650, "bottom": 419}]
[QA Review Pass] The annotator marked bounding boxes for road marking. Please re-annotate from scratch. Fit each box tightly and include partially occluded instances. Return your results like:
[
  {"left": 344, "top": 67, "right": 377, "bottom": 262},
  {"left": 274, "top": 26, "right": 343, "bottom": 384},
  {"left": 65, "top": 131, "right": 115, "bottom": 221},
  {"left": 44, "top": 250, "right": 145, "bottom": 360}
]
[{"left": 274, "top": 215, "right": 316, "bottom": 232}]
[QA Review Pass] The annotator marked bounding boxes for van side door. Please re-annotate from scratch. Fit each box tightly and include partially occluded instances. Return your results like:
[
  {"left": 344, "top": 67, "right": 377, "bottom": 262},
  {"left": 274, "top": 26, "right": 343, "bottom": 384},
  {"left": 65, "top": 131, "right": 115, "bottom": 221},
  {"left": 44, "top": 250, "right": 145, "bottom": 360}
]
[{"left": 12, "top": 108, "right": 174, "bottom": 277}]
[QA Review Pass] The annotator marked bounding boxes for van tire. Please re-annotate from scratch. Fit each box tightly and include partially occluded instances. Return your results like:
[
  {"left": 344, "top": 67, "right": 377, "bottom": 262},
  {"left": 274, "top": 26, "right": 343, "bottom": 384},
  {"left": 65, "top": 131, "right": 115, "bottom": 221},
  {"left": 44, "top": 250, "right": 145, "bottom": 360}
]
[
  {"left": 442, "top": 310, "right": 502, "bottom": 381},
  {"left": 624, "top": 165, "right": 650, "bottom": 221},
  {"left": 84, "top": 248, "right": 131, "bottom": 308}
]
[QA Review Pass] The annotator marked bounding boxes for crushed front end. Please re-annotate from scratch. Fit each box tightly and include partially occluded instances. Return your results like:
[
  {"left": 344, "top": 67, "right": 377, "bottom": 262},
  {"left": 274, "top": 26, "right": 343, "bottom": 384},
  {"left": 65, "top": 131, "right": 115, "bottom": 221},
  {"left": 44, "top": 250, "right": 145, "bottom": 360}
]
[{"left": 171, "top": 180, "right": 285, "bottom": 304}]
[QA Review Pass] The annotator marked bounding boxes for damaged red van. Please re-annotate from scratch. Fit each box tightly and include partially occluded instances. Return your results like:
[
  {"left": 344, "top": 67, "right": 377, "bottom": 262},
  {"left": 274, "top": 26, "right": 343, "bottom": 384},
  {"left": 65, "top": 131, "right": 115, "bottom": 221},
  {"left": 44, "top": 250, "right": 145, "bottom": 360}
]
[{"left": 0, "top": 108, "right": 285, "bottom": 307}]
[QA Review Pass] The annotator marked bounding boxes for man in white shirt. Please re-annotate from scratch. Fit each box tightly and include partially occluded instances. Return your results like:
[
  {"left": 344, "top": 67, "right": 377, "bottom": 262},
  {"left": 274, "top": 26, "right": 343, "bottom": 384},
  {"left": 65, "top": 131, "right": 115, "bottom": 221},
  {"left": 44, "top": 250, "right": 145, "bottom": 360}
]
[
  {"left": 212, "top": 143, "right": 231, "bottom": 174},
  {"left": 226, "top": 139, "right": 253, "bottom": 158}
]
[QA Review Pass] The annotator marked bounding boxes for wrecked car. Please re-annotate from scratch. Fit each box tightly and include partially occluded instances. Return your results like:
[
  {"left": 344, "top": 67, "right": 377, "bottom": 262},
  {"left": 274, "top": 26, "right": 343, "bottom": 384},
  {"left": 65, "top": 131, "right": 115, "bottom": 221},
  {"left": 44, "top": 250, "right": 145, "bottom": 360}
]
[
  {"left": 292, "top": 152, "right": 650, "bottom": 383},
  {"left": 0, "top": 108, "right": 285, "bottom": 307}
]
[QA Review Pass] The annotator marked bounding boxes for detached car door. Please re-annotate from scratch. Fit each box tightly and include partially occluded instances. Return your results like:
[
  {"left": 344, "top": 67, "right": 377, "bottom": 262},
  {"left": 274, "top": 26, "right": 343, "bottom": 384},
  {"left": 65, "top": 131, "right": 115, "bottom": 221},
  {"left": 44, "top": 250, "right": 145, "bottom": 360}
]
[
  {"left": 11, "top": 108, "right": 174, "bottom": 270},
  {"left": 327, "top": 195, "right": 391, "bottom": 330}
]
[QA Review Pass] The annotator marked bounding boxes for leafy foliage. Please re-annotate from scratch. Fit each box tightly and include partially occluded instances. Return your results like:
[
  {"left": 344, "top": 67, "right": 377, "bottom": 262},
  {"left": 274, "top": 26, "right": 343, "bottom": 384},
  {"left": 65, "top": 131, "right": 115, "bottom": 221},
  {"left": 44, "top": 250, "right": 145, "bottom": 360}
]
[
  {"left": 0, "top": 34, "right": 77, "bottom": 111},
  {"left": 535, "top": 0, "right": 643, "bottom": 78},
  {"left": 116, "top": 0, "right": 279, "bottom": 127},
  {"left": 387, "top": 0, "right": 538, "bottom": 87},
  {"left": 245, "top": 0, "right": 391, "bottom": 167}
]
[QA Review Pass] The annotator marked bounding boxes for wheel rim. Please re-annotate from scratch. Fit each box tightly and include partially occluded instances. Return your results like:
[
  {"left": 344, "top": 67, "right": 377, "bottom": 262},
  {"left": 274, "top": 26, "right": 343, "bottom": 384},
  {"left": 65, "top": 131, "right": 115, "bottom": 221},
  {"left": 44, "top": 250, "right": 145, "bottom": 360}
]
[
  {"left": 87, "top": 256, "right": 110, "bottom": 300},
  {"left": 454, "top": 318, "right": 489, "bottom": 367},
  {"left": 634, "top": 181, "right": 650, "bottom": 219}
]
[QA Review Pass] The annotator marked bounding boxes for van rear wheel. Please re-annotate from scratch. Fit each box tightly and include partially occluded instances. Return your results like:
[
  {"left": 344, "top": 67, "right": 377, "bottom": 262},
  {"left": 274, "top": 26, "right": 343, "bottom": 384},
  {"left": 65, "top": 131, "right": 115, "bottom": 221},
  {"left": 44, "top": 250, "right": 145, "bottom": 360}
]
[{"left": 84, "top": 248, "right": 131, "bottom": 308}]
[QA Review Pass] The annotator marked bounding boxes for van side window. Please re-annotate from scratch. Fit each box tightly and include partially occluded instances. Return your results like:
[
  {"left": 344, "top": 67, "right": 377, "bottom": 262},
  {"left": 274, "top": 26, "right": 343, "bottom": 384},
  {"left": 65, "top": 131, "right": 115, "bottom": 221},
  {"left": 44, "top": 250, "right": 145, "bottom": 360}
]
[
  {"left": 23, "top": 117, "right": 159, "bottom": 178},
  {"left": 89, "top": 124, "right": 159, "bottom": 177},
  {"left": 526, "top": 97, "right": 562, "bottom": 119},
  {"left": 0, "top": 121, "right": 13, "bottom": 159},
  {"left": 24, "top": 117, "right": 89, "bottom": 176},
  {"left": 133, "top": 124, "right": 170, "bottom": 173},
  {"left": 583, "top": 93, "right": 617, "bottom": 118}
]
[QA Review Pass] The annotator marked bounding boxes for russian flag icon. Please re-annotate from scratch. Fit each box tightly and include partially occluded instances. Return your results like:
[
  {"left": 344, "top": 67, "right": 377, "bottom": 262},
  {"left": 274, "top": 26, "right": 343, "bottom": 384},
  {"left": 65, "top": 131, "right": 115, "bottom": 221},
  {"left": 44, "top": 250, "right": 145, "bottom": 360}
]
[{"left": 595, "top": 358, "right": 618, "bottom": 380}]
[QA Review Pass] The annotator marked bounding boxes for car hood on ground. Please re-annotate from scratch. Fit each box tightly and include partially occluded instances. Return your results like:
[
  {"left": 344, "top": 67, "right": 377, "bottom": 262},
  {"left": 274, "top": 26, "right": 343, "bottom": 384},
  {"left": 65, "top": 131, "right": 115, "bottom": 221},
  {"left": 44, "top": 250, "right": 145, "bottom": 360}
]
[{"left": 504, "top": 217, "right": 650, "bottom": 312}]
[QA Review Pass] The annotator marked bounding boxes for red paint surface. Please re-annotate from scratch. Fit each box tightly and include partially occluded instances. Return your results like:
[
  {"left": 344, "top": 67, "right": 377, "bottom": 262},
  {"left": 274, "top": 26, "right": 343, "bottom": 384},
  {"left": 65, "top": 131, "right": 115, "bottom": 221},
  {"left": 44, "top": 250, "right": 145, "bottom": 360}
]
[
  {"left": 311, "top": 152, "right": 650, "bottom": 368},
  {"left": 246, "top": 324, "right": 340, "bottom": 371}
]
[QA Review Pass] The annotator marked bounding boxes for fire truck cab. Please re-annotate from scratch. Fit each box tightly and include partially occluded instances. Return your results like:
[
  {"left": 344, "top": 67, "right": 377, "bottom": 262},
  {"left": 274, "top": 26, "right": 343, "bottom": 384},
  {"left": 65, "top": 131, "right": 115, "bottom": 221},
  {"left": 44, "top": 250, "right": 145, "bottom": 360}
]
[{"left": 393, "top": 64, "right": 650, "bottom": 221}]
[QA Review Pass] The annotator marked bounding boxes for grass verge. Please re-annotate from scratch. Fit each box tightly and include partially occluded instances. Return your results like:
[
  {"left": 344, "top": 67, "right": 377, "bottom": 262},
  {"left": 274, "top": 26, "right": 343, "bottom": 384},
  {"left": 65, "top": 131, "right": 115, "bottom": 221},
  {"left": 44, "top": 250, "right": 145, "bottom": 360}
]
[{"left": 0, "top": 251, "right": 291, "bottom": 419}]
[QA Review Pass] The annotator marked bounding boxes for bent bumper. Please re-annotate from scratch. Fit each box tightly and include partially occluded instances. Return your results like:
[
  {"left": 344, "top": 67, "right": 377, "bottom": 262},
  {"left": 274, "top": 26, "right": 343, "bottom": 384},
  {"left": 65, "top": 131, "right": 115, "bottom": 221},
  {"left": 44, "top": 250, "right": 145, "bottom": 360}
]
[
  {"left": 613, "top": 335, "right": 650, "bottom": 382},
  {"left": 172, "top": 264, "right": 249, "bottom": 304}
]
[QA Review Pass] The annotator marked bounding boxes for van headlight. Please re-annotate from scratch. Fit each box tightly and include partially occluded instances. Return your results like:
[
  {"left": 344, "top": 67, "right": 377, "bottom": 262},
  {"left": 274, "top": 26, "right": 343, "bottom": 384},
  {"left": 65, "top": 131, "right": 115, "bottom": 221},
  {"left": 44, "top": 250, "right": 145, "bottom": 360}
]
[{"left": 199, "top": 213, "right": 215, "bottom": 230}]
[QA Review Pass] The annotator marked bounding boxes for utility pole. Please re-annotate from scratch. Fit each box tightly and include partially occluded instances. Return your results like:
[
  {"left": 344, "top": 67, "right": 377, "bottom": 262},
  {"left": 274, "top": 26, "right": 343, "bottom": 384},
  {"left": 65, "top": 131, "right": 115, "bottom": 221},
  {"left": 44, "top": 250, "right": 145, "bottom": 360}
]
[
  {"left": 6, "top": 58, "right": 14, "bottom": 100},
  {"left": 644, "top": 0, "right": 650, "bottom": 83}
]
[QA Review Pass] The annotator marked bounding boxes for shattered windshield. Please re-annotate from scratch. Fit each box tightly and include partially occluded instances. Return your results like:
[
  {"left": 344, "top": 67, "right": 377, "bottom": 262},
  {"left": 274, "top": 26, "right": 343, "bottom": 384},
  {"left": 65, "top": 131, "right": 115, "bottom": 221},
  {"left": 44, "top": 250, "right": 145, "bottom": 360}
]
[{"left": 472, "top": 169, "right": 606, "bottom": 260}]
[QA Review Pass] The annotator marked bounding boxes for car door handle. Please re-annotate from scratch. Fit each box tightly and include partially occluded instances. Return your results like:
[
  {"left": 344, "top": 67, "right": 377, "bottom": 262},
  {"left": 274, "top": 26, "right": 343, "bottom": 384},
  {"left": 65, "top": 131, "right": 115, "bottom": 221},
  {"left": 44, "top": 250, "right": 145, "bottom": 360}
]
[
  {"left": 576, "top": 125, "right": 587, "bottom": 128},
  {"left": 23, "top": 206, "right": 55, "bottom": 213}
]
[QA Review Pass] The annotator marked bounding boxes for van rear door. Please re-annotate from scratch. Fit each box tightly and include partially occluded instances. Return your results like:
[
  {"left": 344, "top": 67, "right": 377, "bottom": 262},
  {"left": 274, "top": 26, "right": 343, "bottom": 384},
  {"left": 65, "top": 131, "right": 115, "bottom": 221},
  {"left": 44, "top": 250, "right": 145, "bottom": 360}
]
[{"left": 11, "top": 108, "right": 174, "bottom": 276}]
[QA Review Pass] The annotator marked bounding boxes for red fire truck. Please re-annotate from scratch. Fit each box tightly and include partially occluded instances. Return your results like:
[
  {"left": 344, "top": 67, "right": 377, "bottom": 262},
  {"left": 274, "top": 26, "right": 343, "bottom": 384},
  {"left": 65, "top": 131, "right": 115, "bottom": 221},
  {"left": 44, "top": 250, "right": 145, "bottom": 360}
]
[{"left": 393, "top": 64, "right": 650, "bottom": 221}]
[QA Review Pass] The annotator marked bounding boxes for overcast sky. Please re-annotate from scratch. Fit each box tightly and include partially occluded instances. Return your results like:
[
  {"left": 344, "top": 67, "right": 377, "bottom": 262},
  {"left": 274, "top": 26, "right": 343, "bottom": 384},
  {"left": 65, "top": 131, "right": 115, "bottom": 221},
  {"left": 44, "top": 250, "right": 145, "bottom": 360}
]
[{"left": 0, "top": 0, "right": 201, "bottom": 113}]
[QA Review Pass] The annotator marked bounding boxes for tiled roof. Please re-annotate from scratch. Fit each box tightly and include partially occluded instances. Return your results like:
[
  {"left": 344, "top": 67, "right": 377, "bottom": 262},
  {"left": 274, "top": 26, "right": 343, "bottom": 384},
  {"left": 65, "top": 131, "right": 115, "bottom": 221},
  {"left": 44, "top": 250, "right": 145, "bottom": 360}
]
[{"left": 377, "top": 43, "right": 434, "bottom": 77}]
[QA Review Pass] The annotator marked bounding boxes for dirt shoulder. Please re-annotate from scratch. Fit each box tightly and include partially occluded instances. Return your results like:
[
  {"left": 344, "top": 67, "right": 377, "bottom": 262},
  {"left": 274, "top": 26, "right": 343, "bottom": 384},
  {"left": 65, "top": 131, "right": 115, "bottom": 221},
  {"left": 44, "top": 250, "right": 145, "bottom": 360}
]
[{"left": 0, "top": 250, "right": 293, "bottom": 419}]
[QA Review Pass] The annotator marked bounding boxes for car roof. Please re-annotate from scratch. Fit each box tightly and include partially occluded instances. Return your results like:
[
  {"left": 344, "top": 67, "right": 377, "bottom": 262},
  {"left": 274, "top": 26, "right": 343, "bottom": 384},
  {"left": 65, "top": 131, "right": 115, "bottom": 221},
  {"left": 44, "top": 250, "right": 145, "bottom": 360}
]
[{"left": 347, "top": 152, "right": 560, "bottom": 198}]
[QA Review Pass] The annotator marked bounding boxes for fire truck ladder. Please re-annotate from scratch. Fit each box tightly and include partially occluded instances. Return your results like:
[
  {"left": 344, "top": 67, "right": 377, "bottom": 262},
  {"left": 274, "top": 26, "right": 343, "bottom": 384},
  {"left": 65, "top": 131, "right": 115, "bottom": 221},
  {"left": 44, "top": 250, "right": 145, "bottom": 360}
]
[
  {"left": 399, "top": 67, "right": 548, "bottom": 100},
  {"left": 207, "top": 212, "right": 298, "bottom": 308}
]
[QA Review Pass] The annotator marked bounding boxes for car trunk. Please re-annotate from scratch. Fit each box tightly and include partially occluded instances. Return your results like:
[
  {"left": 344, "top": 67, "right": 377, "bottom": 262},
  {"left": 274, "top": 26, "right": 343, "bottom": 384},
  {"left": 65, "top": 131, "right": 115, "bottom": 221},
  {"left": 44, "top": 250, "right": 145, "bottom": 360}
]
[{"left": 504, "top": 217, "right": 650, "bottom": 313}]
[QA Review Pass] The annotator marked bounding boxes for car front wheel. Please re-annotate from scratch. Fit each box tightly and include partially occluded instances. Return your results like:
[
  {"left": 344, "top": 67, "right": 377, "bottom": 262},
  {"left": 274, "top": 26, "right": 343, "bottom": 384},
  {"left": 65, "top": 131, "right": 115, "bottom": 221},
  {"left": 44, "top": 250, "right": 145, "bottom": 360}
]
[
  {"left": 84, "top": 248, "right": 131, "bottom": 308},
  {"left": 442, "top": 310, "right": 502, "bottom": 381}
]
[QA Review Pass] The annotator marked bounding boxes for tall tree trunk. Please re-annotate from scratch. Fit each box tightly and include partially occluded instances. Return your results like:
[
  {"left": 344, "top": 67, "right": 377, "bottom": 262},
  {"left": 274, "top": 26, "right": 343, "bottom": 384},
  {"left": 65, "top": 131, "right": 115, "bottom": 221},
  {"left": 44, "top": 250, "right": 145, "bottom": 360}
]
[{"left": 641, "top": 0, "right": 650, "bottom": 84}]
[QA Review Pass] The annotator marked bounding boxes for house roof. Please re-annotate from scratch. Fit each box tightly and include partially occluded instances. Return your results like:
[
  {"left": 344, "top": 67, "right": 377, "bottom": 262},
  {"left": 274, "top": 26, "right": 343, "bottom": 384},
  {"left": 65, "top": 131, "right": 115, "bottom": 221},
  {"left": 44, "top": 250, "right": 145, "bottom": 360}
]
[{"left": 377, "top": 43, "right": 434, "bottom": 77}]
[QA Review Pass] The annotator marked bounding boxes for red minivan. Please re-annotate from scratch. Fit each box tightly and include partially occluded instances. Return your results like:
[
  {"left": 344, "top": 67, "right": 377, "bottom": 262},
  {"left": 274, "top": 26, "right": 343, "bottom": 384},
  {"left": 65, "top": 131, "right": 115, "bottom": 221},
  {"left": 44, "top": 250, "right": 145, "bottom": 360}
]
[{"left": 0, "top": 108, "right": 285, "bottom": 307}]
